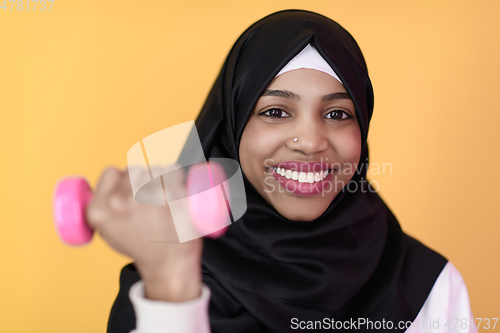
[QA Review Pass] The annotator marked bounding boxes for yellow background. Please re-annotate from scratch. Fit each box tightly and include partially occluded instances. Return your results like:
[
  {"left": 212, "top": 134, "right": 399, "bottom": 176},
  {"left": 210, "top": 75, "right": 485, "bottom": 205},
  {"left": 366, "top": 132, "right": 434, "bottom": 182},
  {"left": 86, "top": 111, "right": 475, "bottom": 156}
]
[{"left": 1, "top": 0, "right": 499, "bottom": 332}]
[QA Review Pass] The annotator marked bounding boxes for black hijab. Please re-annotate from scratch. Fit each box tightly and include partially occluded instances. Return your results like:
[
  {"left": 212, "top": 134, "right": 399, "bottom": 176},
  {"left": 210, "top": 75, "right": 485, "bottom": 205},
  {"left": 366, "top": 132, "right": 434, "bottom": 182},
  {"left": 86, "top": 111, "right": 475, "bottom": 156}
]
[{"left": 107, "top": 9, "right": 447, "bottom": 333}]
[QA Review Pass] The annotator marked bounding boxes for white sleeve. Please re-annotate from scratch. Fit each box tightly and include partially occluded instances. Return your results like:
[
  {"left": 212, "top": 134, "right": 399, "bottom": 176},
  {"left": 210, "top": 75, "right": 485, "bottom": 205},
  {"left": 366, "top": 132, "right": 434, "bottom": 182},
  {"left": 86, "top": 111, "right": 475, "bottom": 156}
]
[
  {"left": 405, "top": 261, "right": 478, "bottom": 333},
  {"left": 128, "top": 280, "right": 212, "bottom": 333}
]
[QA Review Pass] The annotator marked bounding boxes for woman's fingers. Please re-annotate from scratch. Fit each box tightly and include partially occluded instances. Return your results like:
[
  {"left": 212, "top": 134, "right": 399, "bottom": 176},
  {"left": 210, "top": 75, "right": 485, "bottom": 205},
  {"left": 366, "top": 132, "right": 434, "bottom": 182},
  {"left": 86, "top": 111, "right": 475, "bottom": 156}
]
[
  {"left": 108, "top": 169, "right": 136, "bottom": 212},
  {"left": 85, "top": 167, "right": 122, "bottom": 230},
  {"left": 85, "top": 163, "right": 191, "bottom": 242},
  {"left": 95, "top": 167, "right": 122, "bottom": 198}
]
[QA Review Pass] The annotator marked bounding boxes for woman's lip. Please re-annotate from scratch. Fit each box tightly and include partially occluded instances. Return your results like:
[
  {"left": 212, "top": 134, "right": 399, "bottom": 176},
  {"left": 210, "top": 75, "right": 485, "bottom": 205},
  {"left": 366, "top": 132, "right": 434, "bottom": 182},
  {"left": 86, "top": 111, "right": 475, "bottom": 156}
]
[
  {"left": 273, "top": 161, "right": 334, "bottom": 173},
  {"left": 268, "top": 167, "right": 334, "bottom": 196}
]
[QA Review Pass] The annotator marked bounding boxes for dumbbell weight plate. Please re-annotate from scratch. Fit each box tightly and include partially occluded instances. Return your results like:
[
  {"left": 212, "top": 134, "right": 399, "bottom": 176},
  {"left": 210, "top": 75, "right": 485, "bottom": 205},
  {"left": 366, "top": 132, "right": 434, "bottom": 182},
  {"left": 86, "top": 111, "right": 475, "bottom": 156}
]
[{"left": 53, "top": 177, "right": 94, "bottom": 246}]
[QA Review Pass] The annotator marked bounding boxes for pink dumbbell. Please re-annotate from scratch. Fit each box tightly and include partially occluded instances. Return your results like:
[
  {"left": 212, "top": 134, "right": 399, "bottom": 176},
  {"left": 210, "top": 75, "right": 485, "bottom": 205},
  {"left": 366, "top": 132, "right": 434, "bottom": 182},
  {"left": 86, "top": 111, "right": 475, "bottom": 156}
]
[{"left": 53, "top": 161, "right": 230, "bottom": 246}]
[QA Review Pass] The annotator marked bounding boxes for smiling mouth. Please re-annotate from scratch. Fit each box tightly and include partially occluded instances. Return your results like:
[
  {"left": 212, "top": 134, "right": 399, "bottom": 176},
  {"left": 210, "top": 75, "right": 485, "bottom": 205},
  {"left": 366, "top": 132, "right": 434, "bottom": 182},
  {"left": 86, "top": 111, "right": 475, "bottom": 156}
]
[{"left": 271, "top": 166, "right": 333, "bottom": 183}]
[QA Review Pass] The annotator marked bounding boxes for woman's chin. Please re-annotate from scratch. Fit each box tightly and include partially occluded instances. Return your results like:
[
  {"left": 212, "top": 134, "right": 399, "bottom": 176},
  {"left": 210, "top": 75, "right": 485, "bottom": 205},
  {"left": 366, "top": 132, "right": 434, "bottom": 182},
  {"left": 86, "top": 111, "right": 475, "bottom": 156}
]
[{"left": 272, "top": 199, "right": 331, "bottom": 222}]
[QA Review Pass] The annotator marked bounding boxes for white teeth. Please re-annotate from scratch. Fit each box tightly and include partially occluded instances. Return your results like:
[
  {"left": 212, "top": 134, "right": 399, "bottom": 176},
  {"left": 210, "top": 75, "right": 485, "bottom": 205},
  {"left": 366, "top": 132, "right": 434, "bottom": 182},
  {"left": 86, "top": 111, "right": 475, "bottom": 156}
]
[
  {"left": 274, "top": 167, "right": 330, "bottom": 183},
  {"left": 298, "top": 172, "right": 307, "bottom": 182},
  {"left": 307, "top": 172, "right": 314, "bottom": 183}
]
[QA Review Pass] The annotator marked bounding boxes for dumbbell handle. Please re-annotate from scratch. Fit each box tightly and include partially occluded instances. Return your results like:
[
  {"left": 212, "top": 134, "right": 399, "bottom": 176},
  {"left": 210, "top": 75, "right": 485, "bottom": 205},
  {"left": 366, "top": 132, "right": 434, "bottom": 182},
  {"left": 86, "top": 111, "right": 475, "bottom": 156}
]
[{"left": 53, "top": 162, "right": 229, "bottom": 246}]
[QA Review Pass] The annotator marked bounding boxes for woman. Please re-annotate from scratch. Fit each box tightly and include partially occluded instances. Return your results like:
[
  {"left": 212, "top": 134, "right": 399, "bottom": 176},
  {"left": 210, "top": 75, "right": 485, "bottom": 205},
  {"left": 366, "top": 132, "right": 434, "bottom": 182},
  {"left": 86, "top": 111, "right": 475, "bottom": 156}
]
[{"left": 101, "top": 9, "right": 476, "bottom": 333}]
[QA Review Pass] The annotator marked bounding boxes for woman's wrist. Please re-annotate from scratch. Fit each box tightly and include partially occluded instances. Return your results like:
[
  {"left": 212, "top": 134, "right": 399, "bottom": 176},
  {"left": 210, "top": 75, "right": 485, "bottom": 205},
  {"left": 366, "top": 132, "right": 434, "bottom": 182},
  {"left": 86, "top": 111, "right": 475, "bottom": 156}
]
[
  {"left": 139, "top": 263, "right": 202, "bottom": 302},
  {"left": 143, "top": 277, "right": 201, "bottom": 302}
]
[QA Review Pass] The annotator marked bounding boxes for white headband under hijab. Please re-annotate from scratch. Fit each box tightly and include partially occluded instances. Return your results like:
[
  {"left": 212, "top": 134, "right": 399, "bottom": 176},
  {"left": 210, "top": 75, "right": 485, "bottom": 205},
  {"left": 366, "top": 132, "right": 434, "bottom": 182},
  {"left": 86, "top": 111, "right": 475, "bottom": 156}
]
[{"left": 274, "top": 43, "right": 342, "bottom": 84}]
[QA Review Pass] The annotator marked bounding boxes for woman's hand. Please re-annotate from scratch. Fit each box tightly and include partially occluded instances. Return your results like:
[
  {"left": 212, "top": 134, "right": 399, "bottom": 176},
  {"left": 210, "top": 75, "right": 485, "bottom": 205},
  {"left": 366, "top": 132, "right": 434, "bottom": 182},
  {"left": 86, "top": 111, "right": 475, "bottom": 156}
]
[{"left": 85, "top": 164, "right": 202, "bottom": 302}]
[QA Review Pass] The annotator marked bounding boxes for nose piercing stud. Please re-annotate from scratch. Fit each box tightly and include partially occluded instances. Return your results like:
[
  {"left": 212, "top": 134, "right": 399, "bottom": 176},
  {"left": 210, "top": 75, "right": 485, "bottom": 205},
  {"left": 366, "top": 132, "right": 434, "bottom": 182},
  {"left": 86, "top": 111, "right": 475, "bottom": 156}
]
[{"left": 293, "top": 138, "right": 298, "bottom": 142}]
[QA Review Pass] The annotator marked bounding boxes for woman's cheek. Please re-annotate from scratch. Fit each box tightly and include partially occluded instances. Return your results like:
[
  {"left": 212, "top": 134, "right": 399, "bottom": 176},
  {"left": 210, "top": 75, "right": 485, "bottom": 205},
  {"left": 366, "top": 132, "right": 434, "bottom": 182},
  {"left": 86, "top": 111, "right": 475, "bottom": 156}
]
[
  {"left": 347, "top": 125, "right": 362, "bottom": 159},
  {"left": 337, "top": 128, "right": 362, "bottom": 177},
  {"left": 249, "top": 125, "right": 280, "bottom": 154},
  {"left": 240, "top": 121, "right": 277, "bottom": 182}
]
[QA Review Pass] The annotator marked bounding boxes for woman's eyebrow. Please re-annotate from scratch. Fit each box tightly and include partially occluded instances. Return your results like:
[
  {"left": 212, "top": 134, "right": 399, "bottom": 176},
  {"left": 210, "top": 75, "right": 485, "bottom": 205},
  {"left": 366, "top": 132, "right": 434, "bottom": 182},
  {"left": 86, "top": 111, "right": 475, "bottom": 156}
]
[
  {"left": 321, "top": 92, "right": 351, "bottom": 102},
  {"left": 261, "top": 89, "right": 299, "bottom": 100},
  {"left": 261, "top": 89, "right": 351, "bottom": 101}
]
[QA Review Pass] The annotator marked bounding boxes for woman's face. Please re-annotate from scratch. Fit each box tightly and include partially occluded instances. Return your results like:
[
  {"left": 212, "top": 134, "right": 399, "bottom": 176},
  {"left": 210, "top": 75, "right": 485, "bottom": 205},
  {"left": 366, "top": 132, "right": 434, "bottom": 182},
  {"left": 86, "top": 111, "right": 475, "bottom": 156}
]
[{"left": 239, "top": 68, "right": 362, "bottom": 222}]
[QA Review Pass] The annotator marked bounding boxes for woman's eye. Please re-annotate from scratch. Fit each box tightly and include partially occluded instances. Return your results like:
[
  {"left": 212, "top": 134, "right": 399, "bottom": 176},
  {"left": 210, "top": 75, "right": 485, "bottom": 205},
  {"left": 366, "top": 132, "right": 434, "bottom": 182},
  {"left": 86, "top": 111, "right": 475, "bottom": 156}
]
[
  {"left": 259, "top": 108, "right": 353, "bottom": 120},
  {"left": 260, "top": 108, "right": 290, "bottom": 119},
  {"left": 326, "top": 110, "right": 352, "bottom": 120}
]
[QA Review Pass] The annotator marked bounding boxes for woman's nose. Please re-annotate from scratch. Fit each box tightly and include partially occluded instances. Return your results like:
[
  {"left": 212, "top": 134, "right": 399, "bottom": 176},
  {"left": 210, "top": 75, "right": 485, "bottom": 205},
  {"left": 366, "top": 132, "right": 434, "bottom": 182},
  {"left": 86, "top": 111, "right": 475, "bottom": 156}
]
[{"left": 286, "top": 121, "right": 329, "bottom": 156}]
